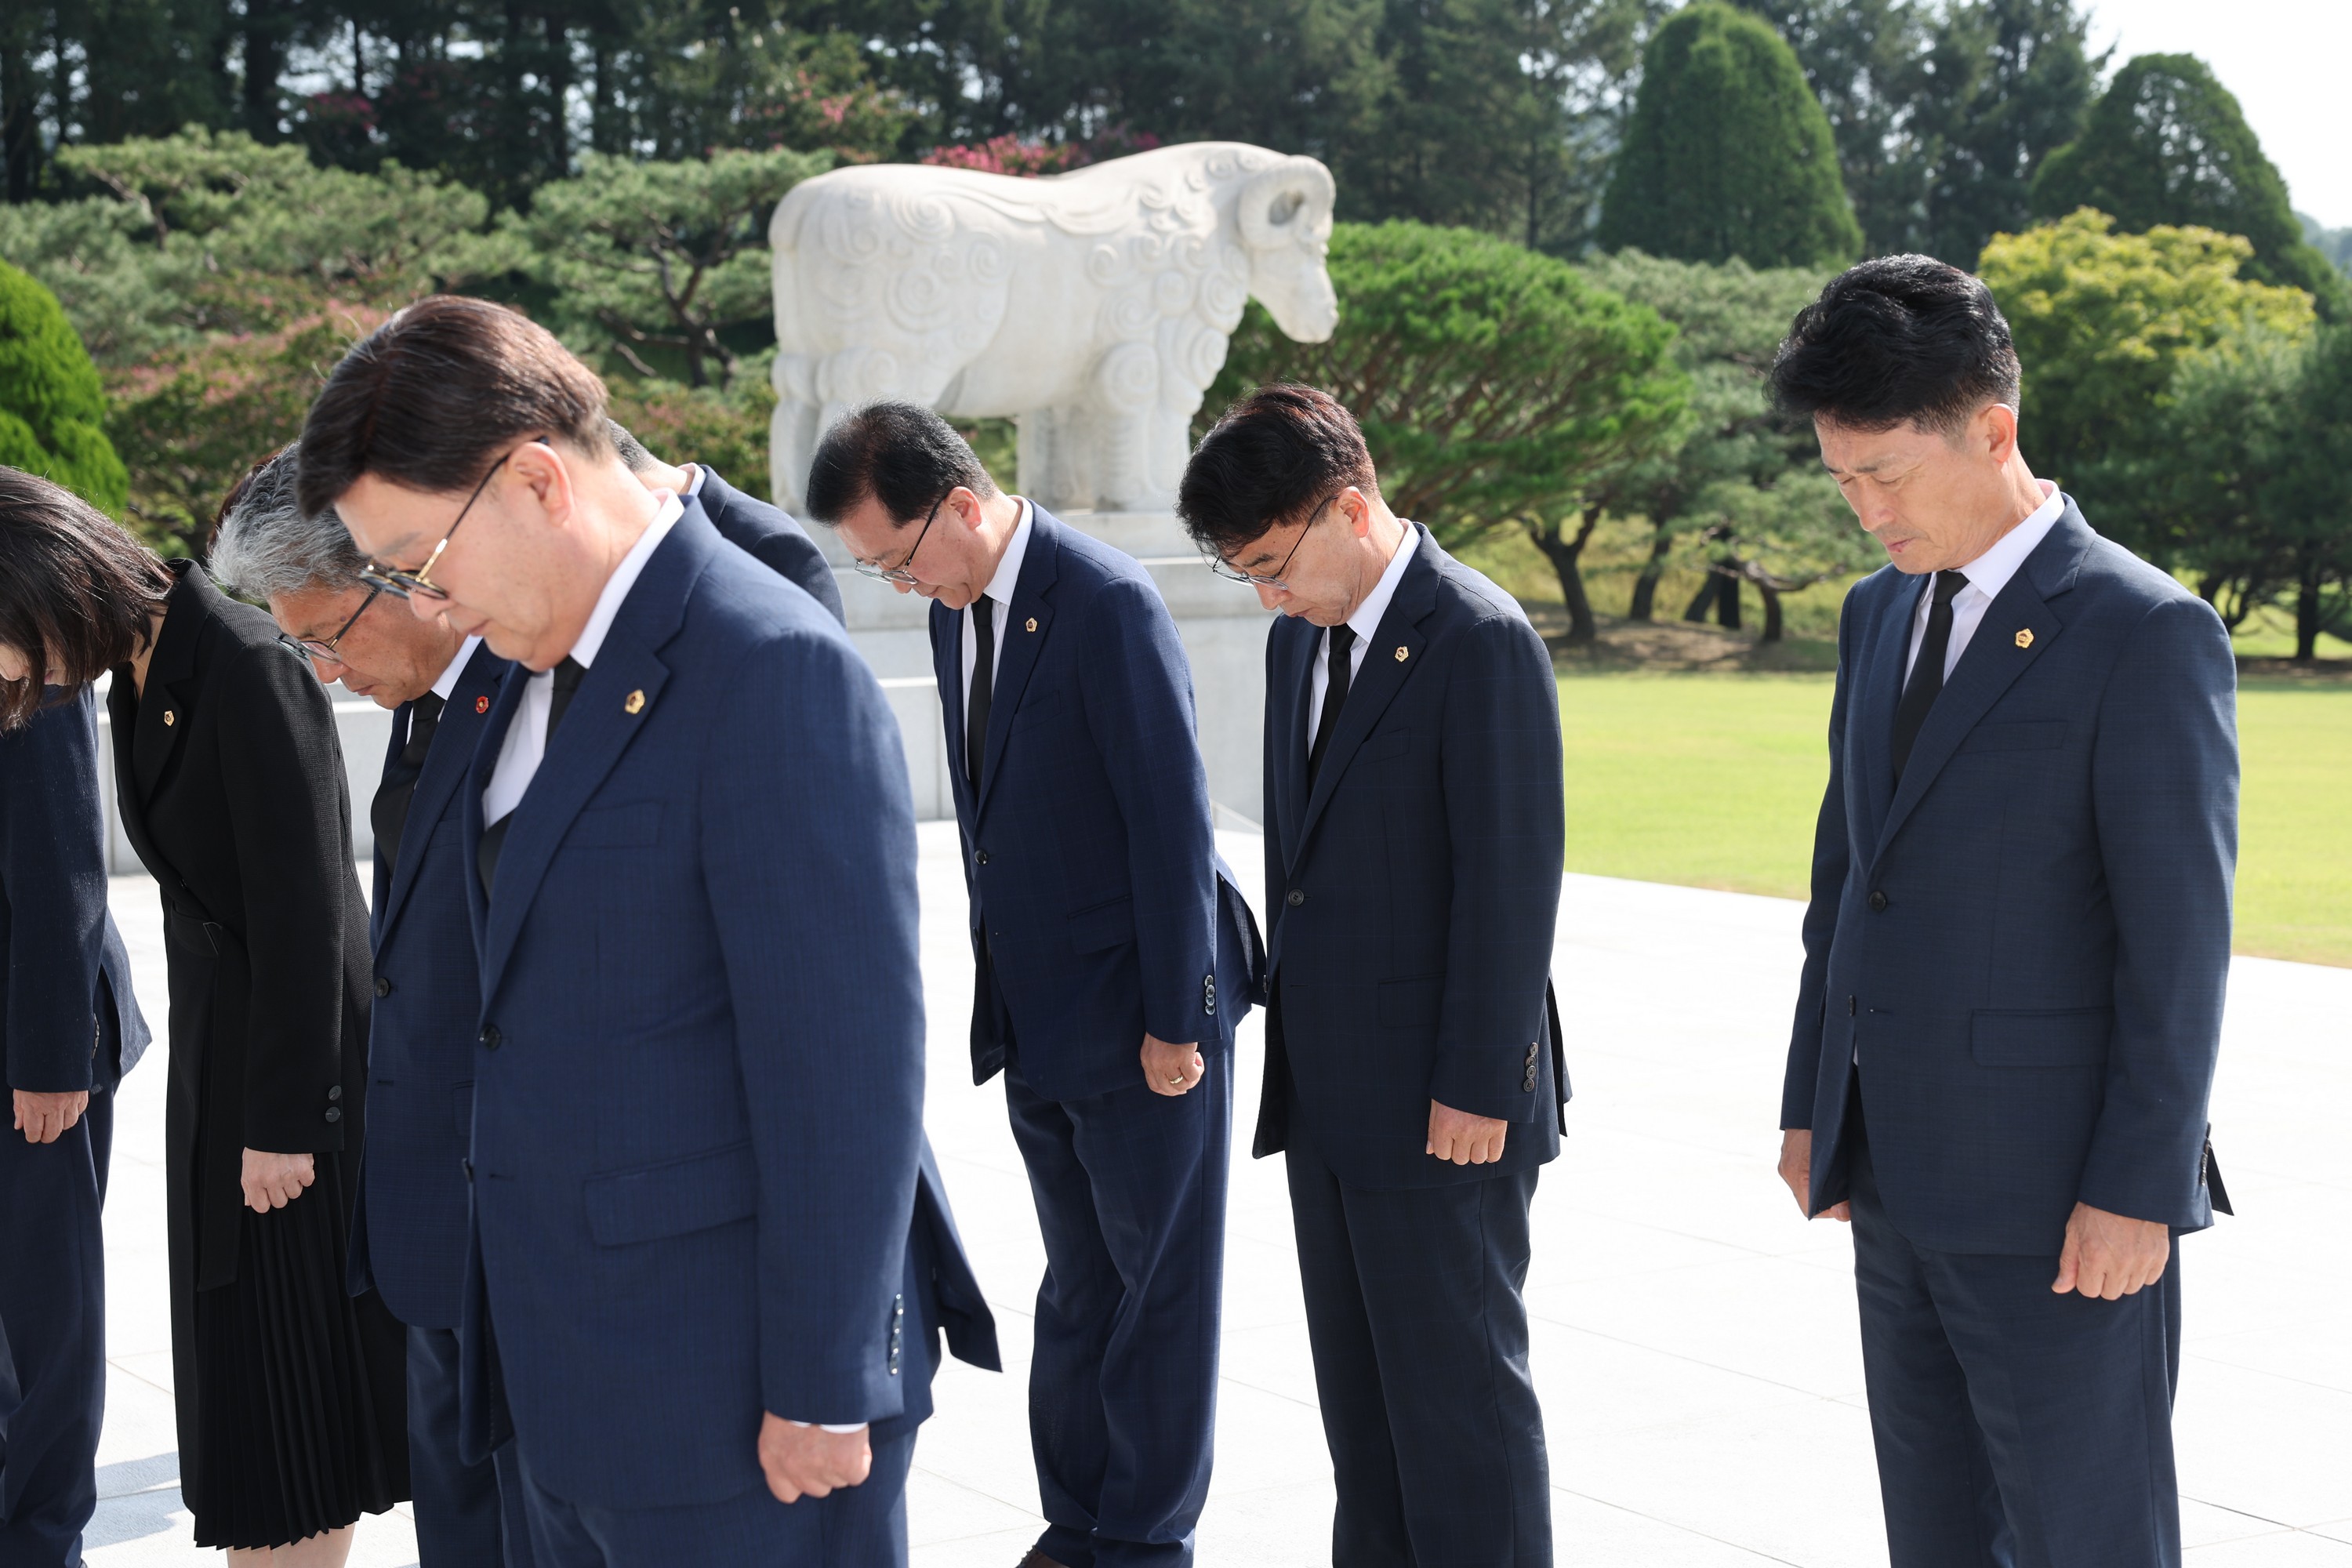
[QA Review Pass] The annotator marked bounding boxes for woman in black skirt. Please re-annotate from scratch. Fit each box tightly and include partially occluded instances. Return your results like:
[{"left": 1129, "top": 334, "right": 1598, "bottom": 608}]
[{"left": 0, "top": 466, "right": 406, "bottom": 1563}]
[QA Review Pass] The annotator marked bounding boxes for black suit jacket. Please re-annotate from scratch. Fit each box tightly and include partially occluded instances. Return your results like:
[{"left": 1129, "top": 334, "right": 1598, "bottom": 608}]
[
  {"left": 695, "top": 466, "right": 845, "bottom": 626},
  {"left": 1260, "top": 525, "right": 1567, "bottom": 1189}
]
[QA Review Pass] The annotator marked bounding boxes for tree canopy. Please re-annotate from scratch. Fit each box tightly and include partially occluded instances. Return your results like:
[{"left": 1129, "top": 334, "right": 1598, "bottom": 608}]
[
  {"left": 0, "top": 257, "right": 127, "bottom": 514},
  {"left": 2032, "top": 53, "right": 2349, "bottom": 317},
  {"left": 1210, "top": 220, "right": 1688, "bottom": 638},
  {"left": 1598, "top": 2, "right": 1861, "bottom": 270}
]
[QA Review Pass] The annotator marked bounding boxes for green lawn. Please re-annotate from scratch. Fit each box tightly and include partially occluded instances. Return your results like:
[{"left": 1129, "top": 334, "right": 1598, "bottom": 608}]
[{"left": 1559, "top": 672, "right": 2352, "bottom": 967}]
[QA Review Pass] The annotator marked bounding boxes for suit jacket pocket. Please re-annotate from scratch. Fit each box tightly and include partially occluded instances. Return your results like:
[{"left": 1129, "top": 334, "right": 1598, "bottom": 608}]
[
  {"left": 1969, "top": 1007, "right": 2111, "bottom": 1067},
  {"left": 1067, "top": 894, "right": 1134, "bottom": 954},
  {"left": 1960, "top": 720, "right": 2069, "bottom": 754},
  {"left": 583, "top": 1141, "right": 757, "bottom": 1246},
  {"left": 1377, "top": 975, "right": 1443, "bottom": 1032},
  {"left": 1013, "top": 691, "right": 1062, "bottom": 732},
  {"left": 568, "top": 800, "right": 663, "bottom": 848}
]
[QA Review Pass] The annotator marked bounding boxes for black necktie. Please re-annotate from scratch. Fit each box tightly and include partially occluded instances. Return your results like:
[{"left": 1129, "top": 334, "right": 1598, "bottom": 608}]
[
  {"left": 1308, "top": 624, "right": 1357, "bottom": 786},
  {"left": 480, "top": 656, "right": 590, "bottom": 895},
  {"left": 1892, "top": 571, "right": 1969, "bottom": 781},
  {"left": 371, "top": 691, "right": 445, "bottom": 875},
  {"left": 967, "top": 599, "right": 994, "bottom": 793}
]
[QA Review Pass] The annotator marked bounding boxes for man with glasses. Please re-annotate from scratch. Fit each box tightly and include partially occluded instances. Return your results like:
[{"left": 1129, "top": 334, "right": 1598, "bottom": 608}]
[
  {"left": 1177, "top": 383, "right": 1566, "bottom": 1568},
  {"left": 213, "top": 441, "right": 529, "bottom": 1568},
  {"left": 808, "top": 401, "right": 1260, "bottom": 1568},
  {"left": 292, "top": 298, "right": 989, "bottom": 1568}
]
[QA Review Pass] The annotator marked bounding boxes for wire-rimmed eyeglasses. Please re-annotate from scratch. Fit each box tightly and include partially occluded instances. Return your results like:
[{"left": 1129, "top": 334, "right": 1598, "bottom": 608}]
[
  {"left": 1204, "top": 492, "right": 1339, "bottom": 590},
  {"left": 274, "top": 584, "right": 384, "bottom": 666},
  {"left": 848, "top": 490, "right": 952, "bottom": 585},
  {"left": 358, "top": 440, "right": 543, "bottom": 601}
]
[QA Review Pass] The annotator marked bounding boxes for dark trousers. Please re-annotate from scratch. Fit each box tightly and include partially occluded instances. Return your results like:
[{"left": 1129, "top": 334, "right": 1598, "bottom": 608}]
[
  {"left": 514, "top": 1430, "right": 913, "bottom": 1568},
  {"left": 0, "top": 1085, "right": 112, "bottom": 1568},
  {"left": 1849, "top": 1121, "right": 2183, "bottom": 1567},
  {"left": 406, "top": 1325, "right": 534, "bottom": 1567},
  {"left": 1284, "top": 1137, "right": 1549, "bottom": 1568},
  {"left": 1002, "top": 1047, "right": 1230, "bottom": 1568}
]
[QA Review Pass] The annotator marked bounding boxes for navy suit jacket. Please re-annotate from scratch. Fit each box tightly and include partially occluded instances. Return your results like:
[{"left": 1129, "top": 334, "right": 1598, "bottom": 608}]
[
  {"left": 1259, "top": 525, "right": 1566, "bottom": 1190},
  {"left": 349, "top": 640, "right": 510, "bottom": 1329},
  {"left": 0, "top": 688, "right": 146, "bottom": 1094},
  {"left": 1786, "top": 500, "right": 2238, "bottom": 1257},
  {"left": 455, "top": 502, "right": 949, "bottom": 1508},
  {"left": 695, "top": 466, "right": 845, "bottom": 626},
  {"left": 930, "top": 506, "right": 1261, "bottom": 1102}
]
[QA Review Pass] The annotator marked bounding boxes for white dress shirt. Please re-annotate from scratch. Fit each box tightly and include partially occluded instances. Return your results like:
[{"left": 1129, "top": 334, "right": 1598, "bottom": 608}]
[
  {"left": 960, "top": 497, "right": 1034, "bottom": 713},
  {"left": 1903, "top": 481, "right": 2064, "bottom": 684},
  {"left": 1308, "top": 520, "right": 1420, "bottom": 728},
  {"left": 481, "top": 492, "right": 681, "bottom": 825}
]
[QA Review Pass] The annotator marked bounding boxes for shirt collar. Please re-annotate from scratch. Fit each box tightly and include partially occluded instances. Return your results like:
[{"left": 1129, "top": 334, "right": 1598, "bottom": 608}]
[
  {"left": 1954, "top": 480, "right": 2063, "bottom": 604},
  {"left": 982, "top": 497, "right": 1033, "bottom": 607},
  {"left": 683, "top": 463, "right": 706, "bottom": 497},
  {"left": 568, "top": 492, "right": 682, "bottom": 670},
  {"left": 429, "top": 635, "right": 482, "bottom": 701},
  {"left": 1343, "top": 520, "right": 1421, "bottom": 646}
]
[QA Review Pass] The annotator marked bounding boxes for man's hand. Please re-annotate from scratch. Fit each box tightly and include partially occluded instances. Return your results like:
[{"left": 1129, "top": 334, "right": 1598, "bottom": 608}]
[
  {"left": 1777, "top": 1129, "right": 1849, "bottom": 1221},
  {"left": 1142, "top": 1033, "right": 1204, "bottom": 1096},
  {"left": 241, "top": 1149, "right": 316, "bottom": 1213},
  {"left": 758, "top": 1414, "right": 872, "bottom": 1502},
  {"left": 1427, "top": 1101, "right": 1507, "bottom": 1165},
  {"left": 13, "top": 1090, "right": 90, "bottom": 1145},
  {"left": 2052, "top": 1203, "right": 2169, "bottom": 1300}
]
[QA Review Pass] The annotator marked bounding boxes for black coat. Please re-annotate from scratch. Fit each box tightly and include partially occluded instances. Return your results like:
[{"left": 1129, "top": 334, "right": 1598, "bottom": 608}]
[{"left": 107, "top": 562, "right": 373, "bottom": 1294}]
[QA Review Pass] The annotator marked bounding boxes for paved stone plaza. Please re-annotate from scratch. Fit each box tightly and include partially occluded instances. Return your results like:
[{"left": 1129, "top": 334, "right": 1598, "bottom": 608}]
[{"left": 82, "top": 823, "right": 2350, "bottom": 1565}]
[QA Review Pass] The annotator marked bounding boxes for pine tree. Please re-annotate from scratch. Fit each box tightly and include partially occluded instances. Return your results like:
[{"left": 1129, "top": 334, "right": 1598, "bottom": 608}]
[
  {"left": 1596, "top": 2, "right": 1862, "bottom": 269},
  {"left": 0, "top": 258, "right": 129, "bottom": 514},
  {"left": 2033, "top": 53, "right": 2349, "bottom": 317}
]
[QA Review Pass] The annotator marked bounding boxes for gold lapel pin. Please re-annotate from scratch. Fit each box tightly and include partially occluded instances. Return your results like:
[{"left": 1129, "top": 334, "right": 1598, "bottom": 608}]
[
  {"left": 1394, "top": 646, "right": 1409, "bottom": 662},
  {"left": 623, "top": 690, "right": 646, "bottom": 715},
  {"left": 2015, "top": 629, "right": 2034, "bottom": 649},
  {"left": 162, "top": 709, "right": 176, "bottom": 726},
  {"left": 1026, "top": 618, "right": 1038, "bottom": 633}
]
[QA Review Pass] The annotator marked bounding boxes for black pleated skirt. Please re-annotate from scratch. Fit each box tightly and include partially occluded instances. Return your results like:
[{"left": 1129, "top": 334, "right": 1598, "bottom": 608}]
[{"left": 185, "top": 1174, "right": 409, "bottom": 1550}]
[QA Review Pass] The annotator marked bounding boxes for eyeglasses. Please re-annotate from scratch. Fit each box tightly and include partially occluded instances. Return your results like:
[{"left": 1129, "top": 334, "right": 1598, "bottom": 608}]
[
  {"left": 359, "top": 441, "right": 542, "bottom": 601},
  {"left": 275, "top": 584, "right": 385, "bottom": 666},
  {"left": 848, "top": 490, "right": 951, "bottom": 585},
  {"left": 1206, "top": 492, "right": 1339, "bottom": 590}
]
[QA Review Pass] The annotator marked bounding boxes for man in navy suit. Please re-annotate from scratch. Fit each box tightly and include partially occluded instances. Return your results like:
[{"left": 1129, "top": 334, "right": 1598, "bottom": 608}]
[
  {"left": 605, "top": 423, "right": 845, "bottom": 625},
  {"left": 1178, "top": 385, "right": 1566, "bottom": 1568},
  {"left": 1769, "top": 257, "right": 2238, "bottom": 1568},
  {"left": 301, "top": 296, "right": 989, "bottom": 1568},
  {"left": 212, "top": 445, "right": 531, "bottom": 1568},
  {"left": 0, "top": 674, "right": 148, "bottom": 1568},
  {"left": 809, "top": 402, "right": 1259, "bottom": 1568}
]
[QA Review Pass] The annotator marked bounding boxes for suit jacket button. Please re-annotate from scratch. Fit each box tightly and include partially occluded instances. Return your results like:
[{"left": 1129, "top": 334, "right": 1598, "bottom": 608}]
[
  {"left": 1847, "top": 995, "right": 1857, "bottom": 1016},
  {"left": 463, "top": 1159, "right": 474, "bottom": 1181},
  {"left": 375, "top": 976, "right": 393, "bottom": 998},
  {"left": 328, "top": 1084, "right": 343, "bottom": 1102},
  {"left": 324, "top": 1105, "right": 343, "bottom": 1123},
  {"left": 1286, "top": 889, "right": 1305, "bottom": 907},
  {"left": 481, "top": 1025, "right": 503, "bottom": 1051},
  {"left": 1524, "top": 1072, "right": 1538, "bottom": 1091},
  {"left": 975, "top": 850, "right": 989, "bottom": 866},
  {"left": 1867, "top": 890, "right": 1889, "bottom": 913}
]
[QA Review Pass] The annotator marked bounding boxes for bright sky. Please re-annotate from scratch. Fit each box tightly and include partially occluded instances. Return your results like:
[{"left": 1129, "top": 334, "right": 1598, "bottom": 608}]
[{"left": 2085, "top": 0, "right": 2352, "bottom": 229}]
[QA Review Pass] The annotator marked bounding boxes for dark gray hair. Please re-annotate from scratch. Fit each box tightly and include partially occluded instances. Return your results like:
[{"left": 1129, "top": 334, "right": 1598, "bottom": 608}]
[
  {"left": 607, "top": 419, "right": 654, "bottom": 474},
  {"left": 209, "top": 440, "right": 368, "bottom": 599}
]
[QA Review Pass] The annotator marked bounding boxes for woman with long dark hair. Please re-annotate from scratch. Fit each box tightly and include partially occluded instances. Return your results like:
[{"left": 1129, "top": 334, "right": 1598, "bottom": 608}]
[{"left": 0, "top": 466, "right": 406, "bottom": 1566}]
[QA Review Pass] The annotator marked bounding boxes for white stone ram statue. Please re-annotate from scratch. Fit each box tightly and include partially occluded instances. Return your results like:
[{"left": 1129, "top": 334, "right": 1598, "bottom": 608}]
[{"left": 768, "top": 142, "right": 1338, "bottom": 514}]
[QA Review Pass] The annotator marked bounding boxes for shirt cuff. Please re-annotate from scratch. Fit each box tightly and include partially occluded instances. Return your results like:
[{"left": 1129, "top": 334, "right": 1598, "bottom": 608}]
[{"left": 787, "top": 1419, "right": 867, "bottom": 1435}]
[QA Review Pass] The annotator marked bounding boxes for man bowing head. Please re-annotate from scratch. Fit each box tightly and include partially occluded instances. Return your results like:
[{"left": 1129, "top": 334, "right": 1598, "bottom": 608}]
[
  {"left": 298, "top": 296, "right": 942, "bottom": 1568},
  {"left": 1772, "top": 256, "right": 2237, "bottom": 1568}
]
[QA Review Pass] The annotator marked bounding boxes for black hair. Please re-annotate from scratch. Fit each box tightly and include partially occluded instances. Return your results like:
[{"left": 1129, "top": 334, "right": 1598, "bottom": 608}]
[
  {"left": 1769, "top": 256, "right": 2023, "bottom": 436},
  {"left": 1176, "top": 383, "right": 1378, "bottom": 557},
  {"left": 0, "top": 466, "right": 172, "bottom": 731},
  {"left": 801, "top": 401, "right": 997, "bottom": 527},
  {"left": 606, "top": 419, "right": 654, "bottom": 473}
]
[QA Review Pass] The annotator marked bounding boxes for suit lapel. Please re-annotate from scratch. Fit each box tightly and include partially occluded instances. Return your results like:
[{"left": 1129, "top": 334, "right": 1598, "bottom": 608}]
[
  {"left": 132, "top": 565, "right": 206, "bottom": 805},
  {"left": 1851, "top": 573, "right": 1922, "bottom": 851},
  {"left": 931, "top": 599, "right": 976, "bottom": 833},
  {"left": 975, "top": 510, "right": 1062, "bottom": 822},
  {"left": 1870, "top": 507, "right": 2091, "bottom": 863},
  {"left": 1291, "top": 529, "right": 1441, "bottom": 864},
  {"left": 1269, "top": 616, "right": 1315, "bottom": 872},
  {"left": 378, "top": 643, "right": 506, "bottom": 943}
]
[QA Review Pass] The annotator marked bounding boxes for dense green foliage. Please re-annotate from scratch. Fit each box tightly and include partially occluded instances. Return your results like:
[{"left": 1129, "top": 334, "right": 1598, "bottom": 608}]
[
  {"left": 2033, "top": 54, "right": 2349, "bottom": 316},
  {"left": 1598, "top": 4, "right": 1861, "bottom": 269},
  {"left": 1210, "top": 220, "right": 1689, "bottom": 639},
  {"left": 0, "top": 258, "right": 128, "bottom": 513}
]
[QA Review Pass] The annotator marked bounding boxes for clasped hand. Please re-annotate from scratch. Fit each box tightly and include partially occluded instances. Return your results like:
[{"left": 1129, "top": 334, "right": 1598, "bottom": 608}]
[
  {"left": 13, "top": 1089, "right": 89, "bottom": 1145},
  {"left": 241, "top": 1147, "right": 316, "bottom": 1212},
  {"left": 1428, "top": 1100, "right": 1507, "bottom": 1164},
  {"left": 1142, "top": 1033, "right": 1204, "bottom": 1096},
  {"left": 758, "top": 1414, "right": 871, "bottom": 1502}
]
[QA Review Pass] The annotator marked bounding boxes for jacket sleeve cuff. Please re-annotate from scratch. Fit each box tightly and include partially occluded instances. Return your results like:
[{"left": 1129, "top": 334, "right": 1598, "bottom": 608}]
[{"left": 1428, "top": 1045, "right": 1546, "bottom": 1123}]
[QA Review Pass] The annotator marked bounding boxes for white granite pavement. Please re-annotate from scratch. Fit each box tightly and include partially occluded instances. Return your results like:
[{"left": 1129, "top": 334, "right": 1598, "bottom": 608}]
[{"left": 82, "top": 824, "right": 2352, "bottom": 1565}]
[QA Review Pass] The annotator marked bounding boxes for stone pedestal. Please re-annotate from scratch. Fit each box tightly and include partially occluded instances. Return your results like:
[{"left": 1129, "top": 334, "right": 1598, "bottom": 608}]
[{"left": 822, "top": 511, "right": 1274, "bottom": 825}]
